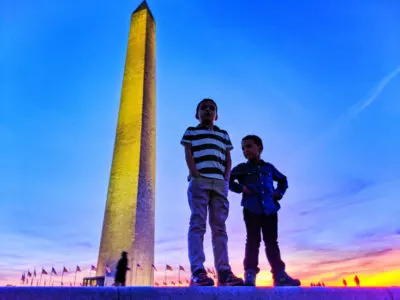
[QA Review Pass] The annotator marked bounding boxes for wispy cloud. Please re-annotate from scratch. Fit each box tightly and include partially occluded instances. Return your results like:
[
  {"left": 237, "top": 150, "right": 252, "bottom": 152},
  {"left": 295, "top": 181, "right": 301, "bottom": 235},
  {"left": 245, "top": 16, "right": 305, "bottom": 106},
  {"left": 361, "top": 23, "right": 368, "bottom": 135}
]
[
  {"left": 356, "top": 65, "right": 400, "bottom": 113},
  {"left": 308, "top": 248, "right": 393, "bottom": 268},
  {"left": 292, "top": 64, "right": 400, "bottom": 163},
  {"left": 328, "top": 65, "right": 400, "bottom": 129},
  {"left": 295, "top": 178, "right": 374, "bottom": 215}
]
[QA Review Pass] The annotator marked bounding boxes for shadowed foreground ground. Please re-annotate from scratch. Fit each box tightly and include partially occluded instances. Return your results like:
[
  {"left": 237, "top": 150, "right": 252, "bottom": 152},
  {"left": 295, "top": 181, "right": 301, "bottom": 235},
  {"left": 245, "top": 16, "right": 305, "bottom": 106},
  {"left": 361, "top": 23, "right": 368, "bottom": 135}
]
[{"left": 0, "top": 287, "right": 399, "bottom": 299}]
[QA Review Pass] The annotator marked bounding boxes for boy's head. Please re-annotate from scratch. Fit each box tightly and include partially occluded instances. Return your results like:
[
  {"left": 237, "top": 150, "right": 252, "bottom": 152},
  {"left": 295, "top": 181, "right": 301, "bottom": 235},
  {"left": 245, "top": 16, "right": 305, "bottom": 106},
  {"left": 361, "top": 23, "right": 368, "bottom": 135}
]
[
  {"left": 195, "top": 98, "right": 218, "bottom": 124},
  {"left": 241, "top": 135, "right": 263, "bottom": 160}
]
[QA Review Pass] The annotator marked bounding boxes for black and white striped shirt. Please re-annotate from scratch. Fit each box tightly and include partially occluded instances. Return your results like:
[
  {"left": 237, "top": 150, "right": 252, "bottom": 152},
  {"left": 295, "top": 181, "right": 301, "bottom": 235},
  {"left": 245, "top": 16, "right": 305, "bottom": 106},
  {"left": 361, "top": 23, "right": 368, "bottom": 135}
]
[{"left": 181, "top": 124, "right": 233, "bottom": 180}]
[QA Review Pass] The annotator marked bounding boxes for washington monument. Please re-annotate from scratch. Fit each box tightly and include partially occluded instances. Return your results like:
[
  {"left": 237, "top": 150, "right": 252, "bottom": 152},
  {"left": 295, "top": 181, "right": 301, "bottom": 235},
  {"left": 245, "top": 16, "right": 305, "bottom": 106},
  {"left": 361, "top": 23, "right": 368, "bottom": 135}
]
[{"left": 96, "top": 1, "right": 156, "bottom": 286}]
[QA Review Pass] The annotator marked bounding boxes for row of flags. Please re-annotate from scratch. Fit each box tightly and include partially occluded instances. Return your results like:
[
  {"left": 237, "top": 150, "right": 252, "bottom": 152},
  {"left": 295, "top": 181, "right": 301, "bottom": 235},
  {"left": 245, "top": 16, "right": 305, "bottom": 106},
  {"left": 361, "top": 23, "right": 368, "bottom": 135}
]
[
  {"left": 20, "top": 264, "right": 186, "bottom": 281},
  {"left": 151, "top": 264, "right": 185, "bottom": 272},
  {"left": 21, "top": 264, "right": 214, "bottom": 277},
  {"left": 22, "top": 264, "right": 188, "bottom": 277},
  {"left": 21, "top": 265, "right": 87, "bottom": 279},
  {"left": 20, "top": 265, "right": 97, "bottom": 286},
  {"left": 20, "top": 264, "right": 215, "bottom": 286}
]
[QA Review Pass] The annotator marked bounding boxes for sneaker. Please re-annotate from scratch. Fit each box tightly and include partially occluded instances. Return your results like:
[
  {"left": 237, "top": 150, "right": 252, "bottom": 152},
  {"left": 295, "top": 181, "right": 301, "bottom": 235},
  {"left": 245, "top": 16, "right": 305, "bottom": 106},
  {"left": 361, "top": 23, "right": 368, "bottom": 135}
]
[
  {"left": 190, "top": 269, "right": 214, "bottom": 286},
  {"left": 218, "top": 270, "right": 244, "bottom": 286},
  {"left": 244, "top": 270, "right": 257, "bottom": 286},
  {"left": 273, "top": 272, "right": 301, "bottom": 286}
]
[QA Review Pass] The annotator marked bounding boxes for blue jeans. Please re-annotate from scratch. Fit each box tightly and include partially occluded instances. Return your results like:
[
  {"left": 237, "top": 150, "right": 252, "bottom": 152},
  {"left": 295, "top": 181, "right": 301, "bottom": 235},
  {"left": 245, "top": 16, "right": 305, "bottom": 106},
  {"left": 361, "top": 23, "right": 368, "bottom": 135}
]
[{"left": 187, "top": 176, "right": 231, "bottom": 274}]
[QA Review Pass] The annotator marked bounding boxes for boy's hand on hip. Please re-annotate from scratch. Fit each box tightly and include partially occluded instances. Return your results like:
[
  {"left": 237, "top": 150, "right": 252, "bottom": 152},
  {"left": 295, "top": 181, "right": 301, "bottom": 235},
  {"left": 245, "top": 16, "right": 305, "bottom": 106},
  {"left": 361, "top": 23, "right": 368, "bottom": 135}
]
[
  {"left": 242, "top": 185, "right": 253, "bottom": 195},
  {"left": 273, "top": 190, "right": 283, "bottom": 201}
]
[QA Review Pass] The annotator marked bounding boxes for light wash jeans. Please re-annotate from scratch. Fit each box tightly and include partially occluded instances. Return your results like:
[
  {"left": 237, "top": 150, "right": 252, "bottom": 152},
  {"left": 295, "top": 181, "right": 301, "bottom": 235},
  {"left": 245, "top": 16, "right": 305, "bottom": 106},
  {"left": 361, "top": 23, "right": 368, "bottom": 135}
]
[{"left": 187, "top": 176, "right": 232, "bottom": 274}]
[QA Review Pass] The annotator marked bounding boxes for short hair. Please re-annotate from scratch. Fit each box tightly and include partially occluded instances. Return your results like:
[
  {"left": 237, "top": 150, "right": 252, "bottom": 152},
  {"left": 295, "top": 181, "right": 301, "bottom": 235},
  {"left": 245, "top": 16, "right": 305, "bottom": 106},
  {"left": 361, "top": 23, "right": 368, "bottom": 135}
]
[
  {"left": 196, "top": 98, "right": 218, "bottom": 116},
  {"left": 242, "top": 135, "right": 263, "bottom": 149}
]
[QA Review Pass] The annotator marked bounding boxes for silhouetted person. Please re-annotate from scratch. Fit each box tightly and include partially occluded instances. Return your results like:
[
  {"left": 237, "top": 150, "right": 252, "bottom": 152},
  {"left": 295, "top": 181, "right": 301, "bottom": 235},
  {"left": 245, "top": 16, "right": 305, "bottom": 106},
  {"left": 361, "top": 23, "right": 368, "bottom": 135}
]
[
  {"left": 354, "top": 275, "right": 360, "bottom": 287},
  {"left": 342, "top": 278, "right": 347, "bottom": 287},
  {"left": 115, "top": 251, "right": 130, "bottom": 286}
]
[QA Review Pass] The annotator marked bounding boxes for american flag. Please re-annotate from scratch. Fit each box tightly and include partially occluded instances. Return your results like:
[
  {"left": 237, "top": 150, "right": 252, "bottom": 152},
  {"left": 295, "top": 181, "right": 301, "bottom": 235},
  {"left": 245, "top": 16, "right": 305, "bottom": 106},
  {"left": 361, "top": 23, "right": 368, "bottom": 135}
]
[
  {"left": 106, "top": 265, "right": 112, "bottom": 275},
  {"left": 151, "top": 264, "right": 157, "bottom": 272},
  {"left": 136, "top": 264, "right": 143, "bottom": 270},
  {"left": 91, "top": 265, "right": 97, "bottom": 271},
  {"left": 166, "top": 264, "right": 173, "bottom": 271}
]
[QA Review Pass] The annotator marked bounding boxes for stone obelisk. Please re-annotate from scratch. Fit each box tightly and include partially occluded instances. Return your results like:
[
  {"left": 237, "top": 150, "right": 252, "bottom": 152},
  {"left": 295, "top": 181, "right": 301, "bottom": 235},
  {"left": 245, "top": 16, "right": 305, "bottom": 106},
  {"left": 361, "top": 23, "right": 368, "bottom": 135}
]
[{"left": 96, "top": 1, "right": 156, "bottom": 286}]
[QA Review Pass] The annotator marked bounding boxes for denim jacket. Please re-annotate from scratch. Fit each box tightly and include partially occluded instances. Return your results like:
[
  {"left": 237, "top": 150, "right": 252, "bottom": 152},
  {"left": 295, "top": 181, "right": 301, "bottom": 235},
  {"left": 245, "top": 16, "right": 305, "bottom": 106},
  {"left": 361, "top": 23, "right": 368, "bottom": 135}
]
[{"left": 229, "top": 160, "right": 288, "bottom": 215}]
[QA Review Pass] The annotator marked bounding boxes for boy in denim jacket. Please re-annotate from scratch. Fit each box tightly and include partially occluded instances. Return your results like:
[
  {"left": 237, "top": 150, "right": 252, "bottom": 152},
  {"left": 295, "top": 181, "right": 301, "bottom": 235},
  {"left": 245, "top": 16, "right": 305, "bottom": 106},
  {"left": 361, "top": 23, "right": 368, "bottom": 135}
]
[{"left": 229, "top": 135, "right": 300, "bottom": 286}]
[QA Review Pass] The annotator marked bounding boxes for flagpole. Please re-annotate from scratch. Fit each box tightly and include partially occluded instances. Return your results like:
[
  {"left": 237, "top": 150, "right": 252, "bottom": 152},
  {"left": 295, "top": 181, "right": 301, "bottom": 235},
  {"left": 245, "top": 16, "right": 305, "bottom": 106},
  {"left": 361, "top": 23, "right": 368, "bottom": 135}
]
[
  {"left": 74, "top": 270, "right": 77, "bottom": 286},
  {"left": 39, "top": 270, "right": 43, "bottom": 286},
  {"left": 164, "top": 268, "right": 166, "bottom": 284},
  {"left": 31, "top": 268, "right": 34, "bottom": 286},
  {"left": 49, "top": 267, "right": 53, "bottom": 284},
  {"left": 178, "top": 269, "right": 180, "bottom": 287},
  {"left": 135, "top": 266, "right": 138, "bottom": 285},
  {"left": 61, "top": 267, "right": 64, "bottom": 286}
]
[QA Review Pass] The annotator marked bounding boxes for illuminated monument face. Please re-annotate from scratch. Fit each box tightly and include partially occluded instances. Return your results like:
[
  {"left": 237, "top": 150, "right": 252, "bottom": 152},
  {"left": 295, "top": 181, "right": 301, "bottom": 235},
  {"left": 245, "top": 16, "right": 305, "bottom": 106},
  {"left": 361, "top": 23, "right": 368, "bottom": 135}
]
[{"left": 97, "top": 1, "right": 156, "bottom": 286}]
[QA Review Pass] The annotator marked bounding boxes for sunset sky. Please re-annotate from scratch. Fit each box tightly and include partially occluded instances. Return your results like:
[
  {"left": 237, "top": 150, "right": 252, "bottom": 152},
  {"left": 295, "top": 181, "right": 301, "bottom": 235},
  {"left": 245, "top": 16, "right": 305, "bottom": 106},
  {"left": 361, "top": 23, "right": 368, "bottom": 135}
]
[{"left": 1, "top": 0, "right": 400, "bottom": 287}]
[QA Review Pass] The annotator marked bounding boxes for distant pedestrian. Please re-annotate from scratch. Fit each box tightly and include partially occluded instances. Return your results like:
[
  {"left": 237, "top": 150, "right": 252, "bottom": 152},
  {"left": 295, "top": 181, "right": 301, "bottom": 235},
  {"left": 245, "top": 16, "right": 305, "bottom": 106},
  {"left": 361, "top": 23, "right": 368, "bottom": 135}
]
[
  {"left": 354, "top": 275, "right": 360, "bottom": 287},
  {"left": 115, "top": 251, "right": 130, "bottom": 286}
]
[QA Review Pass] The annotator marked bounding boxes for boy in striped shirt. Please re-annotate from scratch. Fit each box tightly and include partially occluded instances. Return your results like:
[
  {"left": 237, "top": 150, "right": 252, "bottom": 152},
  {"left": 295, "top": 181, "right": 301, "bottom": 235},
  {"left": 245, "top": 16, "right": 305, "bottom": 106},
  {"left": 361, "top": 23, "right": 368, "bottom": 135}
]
[{"left": 181, "top": 98, "right": 244, "bottom": 287}]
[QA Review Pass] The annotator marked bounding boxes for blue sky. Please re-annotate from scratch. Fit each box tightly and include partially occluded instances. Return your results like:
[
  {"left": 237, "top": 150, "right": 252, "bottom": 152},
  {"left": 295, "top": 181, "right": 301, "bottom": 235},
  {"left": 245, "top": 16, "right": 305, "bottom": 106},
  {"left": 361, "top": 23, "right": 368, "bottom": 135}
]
[{"left": 1, "top": 0, "right": 400, "bottom": 286}]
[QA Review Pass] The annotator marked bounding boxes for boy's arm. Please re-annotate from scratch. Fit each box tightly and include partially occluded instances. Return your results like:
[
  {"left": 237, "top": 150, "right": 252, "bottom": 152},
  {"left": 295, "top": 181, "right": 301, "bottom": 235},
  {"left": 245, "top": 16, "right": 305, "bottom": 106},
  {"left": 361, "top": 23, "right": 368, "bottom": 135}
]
[
  {"left": 272, "top": 165, "right": 288, "bottom": 199},
  {"left": 224, "top": 150, "right": 232, "bottom": 181},
  {"left": 224, "top": 131, "right": 233, "bottom": 181},
  {"left": 184, "top": 143, "right": 200, "bottom": 177},
  {"left": 181, "top": 127, "right": 200, "bottom": 177},
  {"left": 229, "top": 165, "right": 244, "bottom": 193}
]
